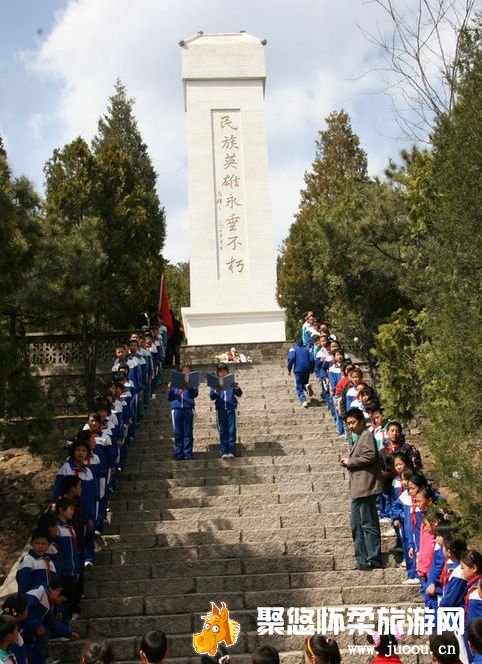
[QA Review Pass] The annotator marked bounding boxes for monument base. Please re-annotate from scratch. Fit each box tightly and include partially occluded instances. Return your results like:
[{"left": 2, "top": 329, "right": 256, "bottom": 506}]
[{"left": 181, "top": 308, "right": 286, "bottom": 346}]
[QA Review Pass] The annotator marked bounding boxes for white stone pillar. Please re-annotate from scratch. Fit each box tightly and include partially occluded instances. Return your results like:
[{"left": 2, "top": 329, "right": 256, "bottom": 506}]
[{"left": 180, "top": 32, "right": 286, "bottom": 345}]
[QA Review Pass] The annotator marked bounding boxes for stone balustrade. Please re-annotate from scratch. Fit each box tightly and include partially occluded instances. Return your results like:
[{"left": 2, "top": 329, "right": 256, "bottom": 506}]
[{"left": 26, "top": 330, "right": 133, "bottom": 376}]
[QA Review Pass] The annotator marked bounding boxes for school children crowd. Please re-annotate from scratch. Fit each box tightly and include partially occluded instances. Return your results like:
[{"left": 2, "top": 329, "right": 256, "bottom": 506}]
[
  {"left": 1, "top": 320, "right": 168, "bottom": 663},
  {"left": 288, "top": 310, "right": 482, "bottom": 663},
  {"left": 0, "top": 314, "right": 247, "bottom": 663}
]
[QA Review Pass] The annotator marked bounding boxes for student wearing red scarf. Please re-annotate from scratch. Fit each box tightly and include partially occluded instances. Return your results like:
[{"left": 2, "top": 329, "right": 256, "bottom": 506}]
[{"left": 462, "top": 550, "right": 482, "bottom": 663}]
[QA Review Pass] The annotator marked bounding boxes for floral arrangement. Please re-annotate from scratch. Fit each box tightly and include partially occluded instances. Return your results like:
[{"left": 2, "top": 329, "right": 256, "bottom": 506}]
[{"left": 214, "top": 347, "right": 253, "bottom": 364}]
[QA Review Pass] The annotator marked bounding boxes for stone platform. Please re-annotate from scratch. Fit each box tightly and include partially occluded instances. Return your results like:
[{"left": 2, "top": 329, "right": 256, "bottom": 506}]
[{"left": 180, "top": 340, "right": 293, "bottom": 366}]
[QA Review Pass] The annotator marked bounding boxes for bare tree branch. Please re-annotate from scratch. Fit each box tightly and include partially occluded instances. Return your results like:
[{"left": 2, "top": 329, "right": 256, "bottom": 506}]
[{"left": 362, "top": 0, "right": 476, "bottom": 140}]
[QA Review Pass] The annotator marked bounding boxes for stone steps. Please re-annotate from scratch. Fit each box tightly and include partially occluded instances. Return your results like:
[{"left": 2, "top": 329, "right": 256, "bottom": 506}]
[
  {"left": 99, "top": 528, "right": 398, "bottom": 549},
  {"left": 124, "top": 452, "right": 343, "bottom": 465},
  {"left": 121, "top": 462, "right": 345, "bottom": 477},
  {"left": 108, "top": 510, "right": 352, "bottom": 528},
  {"left": 50, "top": 652, "right": 420, "bottom": 664},
  {"left": 107, "top": 496, "right": 351, "bottom": 514},
  {"left": 131, "top": 433, "right": 338, "bottom": 445},
  {"left": 49, "top": 362, "right": 423, "bottom": 662},
  {"left": 52, "top": 600, "right": 423, "bottom": 662},
  {"left": 66, "top": 656, "right": 419, "bottom": 664},
  {"left": 83, "top": 568, "right": 409, "bottom": 600},
  {"left": 110, "top": 479, "right": 351, "bottom": 495},
  {"left": 77, "top": 585, "right": 420, "bottom": 621},
  {"left": 108, "top": 497, "right": 350, "bottom": 513},
  {"left": 108, "top": 485, "right": 351, "bottom": 504},
  {"left": 92, "top": 538, "right": 401, "bottom": 569}
]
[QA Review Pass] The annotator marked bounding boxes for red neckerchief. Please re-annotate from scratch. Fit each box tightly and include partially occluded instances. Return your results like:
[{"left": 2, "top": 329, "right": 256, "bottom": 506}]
[
  {"left": 67, "top": 524, "right": 77, "bottom": 548},
  {"left": 410, "top": 497, "right": 417, "bottom": 531},
  {"left": 73, "top": 464, "right": 83, "bottom": 477},
  {"left": 386, "top": 442, "right": 401, "bottom": 455},
  {"left": 465, "top": 575, "right": 481, "bottom": 614},
  {"left": 179, "top": 388, "right": 183, "bottom": 397},
  {"left": 44, "top": 557, "right": 52, "bottom": 584},
  {"left": 440, "top": 561, "right": 456, "bottom": 589}
]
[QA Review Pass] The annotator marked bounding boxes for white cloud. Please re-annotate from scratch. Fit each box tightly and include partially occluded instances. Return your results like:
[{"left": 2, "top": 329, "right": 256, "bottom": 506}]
[
  {"left": 28, "top": 112, "right": 43, "bottom": 140},
  {"left": 17, "top": 0, "right": 455, "bottom": 261}
]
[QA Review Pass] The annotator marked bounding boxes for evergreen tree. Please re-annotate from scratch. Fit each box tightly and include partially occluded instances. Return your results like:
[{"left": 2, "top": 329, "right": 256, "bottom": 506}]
[
  {"left": 0, "top": 137, "right": 51, "bottom": 448},
  {"left": 163, "top": 261, "right": 190, "bottom": 320},
  {"left": 93, "top": 79, "right": 165, "bottom": 325},
  {"left": 33, "top": 81, "right": 167, "bottom": 406},
  {"left": 278, "top": 110, "right": 408, "bottom": 353},
  {"left": 416, "top": 18, "right": 482, "bottom": 532},
  {"left": 33, "top": 137, "right": 106, "bottom": 405},
  {"left": 278, "top": 110, "right": 368, "bottom": 334},
  {"left": 277, "top": 217, "right": 323, "bottom": 339},
  {"left": 373, "top": 19, "right": 482, "bottom": 535}
]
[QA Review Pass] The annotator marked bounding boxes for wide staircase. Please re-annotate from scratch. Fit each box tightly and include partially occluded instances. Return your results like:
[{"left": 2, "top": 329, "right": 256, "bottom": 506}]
[{"left": 51, "top": 360, "right": 423, "bottom": 663}]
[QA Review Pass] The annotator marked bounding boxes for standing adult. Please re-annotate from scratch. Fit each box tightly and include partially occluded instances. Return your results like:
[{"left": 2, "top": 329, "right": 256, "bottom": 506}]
[
  {"left": 136, "top": 308, "right": 151, "bottom": 329},
  {"left": 341, "top": 408, "right": 383, "bottom": 570},
  {"left": 165, "top": 310, "right": 184, "bottom": 368}
]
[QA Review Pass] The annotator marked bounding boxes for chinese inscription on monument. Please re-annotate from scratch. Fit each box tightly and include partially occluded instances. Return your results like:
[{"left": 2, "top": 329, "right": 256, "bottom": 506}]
[{"left": 212, "top": 110, "right": 248, "bottom": 278}]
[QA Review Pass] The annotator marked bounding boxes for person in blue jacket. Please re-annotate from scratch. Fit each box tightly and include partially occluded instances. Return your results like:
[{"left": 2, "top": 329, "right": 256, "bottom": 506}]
[
  {"left": 55, "top": 497, "right": 80, "bottom": 584},
  {"left": 82, "top": 417, "right": 110, "bottom": 534},
  {"left": 210, "top": 363, "right": 242, "bottom": 459},
  {"left": 167, "top": 365, "right": 199, "bottom": 460},
  {"left": 460, "top": 549, "right": 482, "bottom": 663},
  {"left": 21, "top": 583, "right": 74, "bottom": 663},
  {"left": 440, "top": 535, "right": 468, "bottom": 609},
  {"left": 468, "top": 618, "right": 482, "bottom": 664},
  {"left": 424, "top": 539, "right": 446, "bottom": 611},
  {"left": 287, "top": 338, "right": 314, "bottom": 407},
  {"left": 37, "top": 513, "right": 61, "bottom": 585},
  {"left": 52, "top": 440, "right": 96, "bottom": 567},
  {"left": 16, "top": 530, "right": 56, "bottom": 595}
]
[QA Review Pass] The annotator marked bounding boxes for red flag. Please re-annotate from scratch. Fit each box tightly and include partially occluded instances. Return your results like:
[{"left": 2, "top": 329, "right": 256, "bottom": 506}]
[{"left": 158, "top": 275, "right": 174, "bottom": 339}]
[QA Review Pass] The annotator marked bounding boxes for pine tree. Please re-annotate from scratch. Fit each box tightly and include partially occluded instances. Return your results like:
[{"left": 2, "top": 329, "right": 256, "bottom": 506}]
[
  {"left": 278, "top": 110, "right": 368, "bottom": 333},
  {"left": 417, "top": 19, "right": 482, "bottom": 533},
  {"left": 93, "top": 80, "right": 165, "bottom": 325},
  {"left": 36, "top": 82, "right": 168, "bottom": 406},
  {"left": 278, "top": 110, "right": 407, "bottom": 352},
  {"left": 0, "top": 137, "right": 52, "bottom": 448}
]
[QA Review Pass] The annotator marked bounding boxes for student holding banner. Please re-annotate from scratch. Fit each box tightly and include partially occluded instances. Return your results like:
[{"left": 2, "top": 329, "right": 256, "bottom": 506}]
[
  {"left": 167, "top": 365, "right": 199, "bottom": 460},
  {"left": 208, "top": 363, "right": 243, "bottom": 459}
]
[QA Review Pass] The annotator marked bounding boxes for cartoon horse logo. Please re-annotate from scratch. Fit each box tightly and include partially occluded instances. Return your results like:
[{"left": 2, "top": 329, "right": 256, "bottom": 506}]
[{"left": 193, "top": 601, "right": 240, "bottom": 656}]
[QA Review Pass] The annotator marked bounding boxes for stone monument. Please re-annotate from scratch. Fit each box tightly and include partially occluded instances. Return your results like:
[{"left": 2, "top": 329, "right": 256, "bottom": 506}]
[{"left": 180, "top": 31, "right": 286, "bottom": 345}]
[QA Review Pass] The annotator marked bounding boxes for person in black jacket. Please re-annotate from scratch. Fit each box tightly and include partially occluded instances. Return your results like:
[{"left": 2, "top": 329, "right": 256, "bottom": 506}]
[
  {"left": 136, "top": 308, "right": 151, "bottom": 329},
  {"left": 165, "top": 310, "right": 184, "bottom": 368}
]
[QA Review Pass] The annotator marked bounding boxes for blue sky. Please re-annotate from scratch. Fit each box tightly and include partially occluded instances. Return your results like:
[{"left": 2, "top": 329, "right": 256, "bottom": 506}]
[
  {"left": 0, "top": 0, "right": 459, "bottom": 261},
  {"left": 0, "top": 1, "right": 64, "bottom": 168}
]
